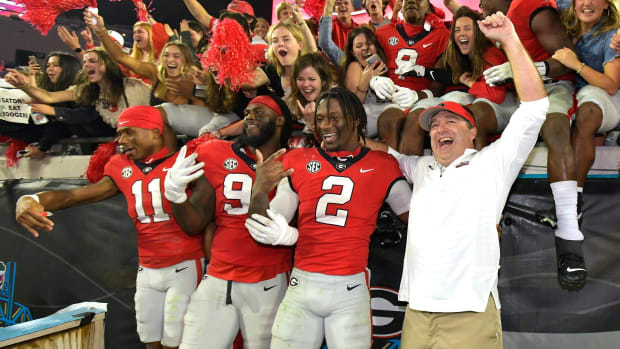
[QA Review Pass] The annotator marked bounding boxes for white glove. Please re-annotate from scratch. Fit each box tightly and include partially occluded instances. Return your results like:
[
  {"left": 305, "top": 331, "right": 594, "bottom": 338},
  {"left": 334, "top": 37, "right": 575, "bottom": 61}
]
[
  {"left": 369, "top": 76, "right": 396, "bottom": 100},
  {"left": 164, "top": 146, "right": 204, "bottom": 204},
  {"left": 245, "top": 209, "right": 298, "bottom": 246},
  {"left": 483, "top": 62, "right": 513, "bottom": 86},
  {"left": 395, "top": 61, "right": 426, "bottom": 78},
  {"left": 391, "top": 87, "right": 418, "bottom": 109}
]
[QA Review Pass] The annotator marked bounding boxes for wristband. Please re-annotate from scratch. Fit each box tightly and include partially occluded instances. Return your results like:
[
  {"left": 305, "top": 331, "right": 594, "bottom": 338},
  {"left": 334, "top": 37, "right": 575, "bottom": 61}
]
[{"left": 74, "top": 47, "right": 83, "bottom": 53}]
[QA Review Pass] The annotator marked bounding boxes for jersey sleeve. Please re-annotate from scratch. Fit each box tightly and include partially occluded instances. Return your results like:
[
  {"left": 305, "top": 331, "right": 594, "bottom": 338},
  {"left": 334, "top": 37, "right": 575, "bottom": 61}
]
[
  {"left": 270, "top": 177, "right": 299, "bottom": 223},
  {"left": 385, "top": 179, "right": 412, "bottom": 216}
]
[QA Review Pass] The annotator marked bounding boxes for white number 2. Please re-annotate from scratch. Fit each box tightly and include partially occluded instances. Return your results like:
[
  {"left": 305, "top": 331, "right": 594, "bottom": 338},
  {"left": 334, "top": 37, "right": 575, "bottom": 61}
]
[
  {"left": 131, "top": 179, "right": 170, "bottom": 224},
  {"left": 315, "top": 176, "right": 354, "bottom": 227},
  {"left": 223, "top": 173, "right": 253, "bottom": 215}
]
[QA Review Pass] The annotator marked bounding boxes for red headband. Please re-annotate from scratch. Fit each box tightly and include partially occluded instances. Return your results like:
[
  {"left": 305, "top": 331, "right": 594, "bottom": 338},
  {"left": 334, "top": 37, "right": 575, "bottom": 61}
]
[
  {"left": 117, "top": 106, "right": 163, "bottom": 133},
  {"left": 248, "top": 95, "right": 282, "bottom": 115}
]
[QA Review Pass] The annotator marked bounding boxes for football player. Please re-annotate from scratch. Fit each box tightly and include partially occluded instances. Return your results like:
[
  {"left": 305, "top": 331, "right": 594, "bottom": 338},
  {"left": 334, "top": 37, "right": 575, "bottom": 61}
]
[
  {"left": 16, "top": 106, "right": 204, "bottom": 349},
  {"left": 246, "top": 87, "right": 412, "bottom": 348},
  {"left": 478, "top": 0, "right": 587, "bottom": 290},
  {"left": 163, "top": 95, "right": 294, "bottom": 349}
]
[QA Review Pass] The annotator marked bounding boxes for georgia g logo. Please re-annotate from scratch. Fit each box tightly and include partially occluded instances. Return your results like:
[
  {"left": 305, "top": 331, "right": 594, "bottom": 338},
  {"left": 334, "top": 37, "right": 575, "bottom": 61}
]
[{"left": 371, "top": 287, "right": 407, "bottom": 338}]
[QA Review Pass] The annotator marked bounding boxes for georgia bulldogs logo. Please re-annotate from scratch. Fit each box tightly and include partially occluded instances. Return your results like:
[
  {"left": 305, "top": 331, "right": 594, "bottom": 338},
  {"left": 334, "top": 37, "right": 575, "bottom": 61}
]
[
  {"left": 121, "top": 166, "right": 133, "bottom": 179},
  {"left": 371, "top": 287, "right": 406, "bottom": 338},
  {"left": 224, "top": 158, "right": 238, "bottom": 171},
  {"left": 306, "top": 160, "right": 321, "bottom": 173}
]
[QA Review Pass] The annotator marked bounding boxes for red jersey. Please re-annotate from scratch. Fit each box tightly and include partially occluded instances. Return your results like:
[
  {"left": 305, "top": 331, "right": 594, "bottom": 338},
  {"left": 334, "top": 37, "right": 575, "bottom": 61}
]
[
  {"left": 196, "top": 140, "right": 293, "bottom": 283},
  {"left": 104, "top": 153, "right": 204, "bottom": 269},
  {"left": 376, "top": 22, "right": 450, "bottom": 90},
  {"left": 469, "top": 46, "right": 509, "bottom": 104},
  {"left": 507, "top": 0, "right": 573, "bottom": 82},
  {"left": 332, "top": 17, "right": 359, "bottom": 51},
  {"left": 282, "top": 147, "right": 406, "bottom": 275}
]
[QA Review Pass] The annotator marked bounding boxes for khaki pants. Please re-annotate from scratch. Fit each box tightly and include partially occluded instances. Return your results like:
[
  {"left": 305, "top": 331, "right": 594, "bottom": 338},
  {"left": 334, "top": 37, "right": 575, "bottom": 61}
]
[{"left": 401, "top": 295, "right": 502, "bottom": 349}]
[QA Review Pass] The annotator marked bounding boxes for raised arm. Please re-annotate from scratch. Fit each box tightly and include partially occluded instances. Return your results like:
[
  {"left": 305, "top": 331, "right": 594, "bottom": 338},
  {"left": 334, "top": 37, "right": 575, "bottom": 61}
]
[
  {"left": 319, "top": 0, "right": 344, "bottom": 64},
  {"left": 288, "top": 2, "right": 318, "bottom": 52},
  {"left": 183, "top": 0, "right": 214, "bottom": 29},
  {"left": 84, "top": 10, "right": 158, "bottom": 81},
  {"left": 16, "top": 176, "right": 119, "bottom": 237},
  {"left": 4, "top": 69, "right": 75, "bottom": 104},
  {"left": 443, "top": 0, "right": 463, "bottom": 15},
  {"left": 57, "top": 25, "right": 85, "bottom": 59},
  {"left": 479, "top": 12, "right": 546, "bottom": 101}
]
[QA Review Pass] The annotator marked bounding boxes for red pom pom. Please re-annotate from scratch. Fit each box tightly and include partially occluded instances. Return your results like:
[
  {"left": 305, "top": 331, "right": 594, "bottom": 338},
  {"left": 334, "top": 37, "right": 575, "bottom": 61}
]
[
  {"left": 199, "top": 19, "right": 257, "bottom": 92},
  {"left": 131, "top": 0, "right": 151, "bottom": 22},
  {"left": 303, "top": 0, "right": 326, "bottom": 21},
  {"left": 5, "top": 139, "right": 28, "bottom": 168},
  {"left": 185, "top": 133, "right": 218, "bottom": 155},
  {"left": 15, "top": 0, "right": 97, "bottom": 35},
  {"left": 85, "top": 141, "right": 116, "bottom": 183}
]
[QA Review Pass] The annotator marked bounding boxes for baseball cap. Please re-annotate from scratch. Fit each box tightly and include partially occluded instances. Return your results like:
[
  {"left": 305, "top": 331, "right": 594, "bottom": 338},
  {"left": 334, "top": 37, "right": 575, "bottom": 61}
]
[
  {"left": 227, "top": 0, "right": 255, "bottom": 17},
  {"left": 107, "top": 30, "right": 125, "bottom": 47},
  {"left": 418, "top": 101, "right": 476, "bottom": 131}
]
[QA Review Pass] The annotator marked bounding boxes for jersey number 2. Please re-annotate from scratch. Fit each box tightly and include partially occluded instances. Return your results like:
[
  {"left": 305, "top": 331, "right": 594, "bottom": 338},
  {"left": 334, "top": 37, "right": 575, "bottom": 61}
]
[
  {"left": 131, "top": 179, "right": 170, "bottom": 224},
  {"left": 315, "top": 176, "right": 354, "bottom": 227}
]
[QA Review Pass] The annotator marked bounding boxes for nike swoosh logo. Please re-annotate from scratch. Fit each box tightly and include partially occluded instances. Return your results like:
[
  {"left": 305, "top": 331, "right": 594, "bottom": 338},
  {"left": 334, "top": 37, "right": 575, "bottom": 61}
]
[
  {"left": 264, "top": 285, "right": 277, "bottom": 291},
  {"left": 360, "top": 168, "right": 374, "bottom": 173},
  {"left": 163, "top": 168, "right": 171, "bottom": 172},
  {"left": 175, "top": 267, "right": 188, "bottom": 273},
  {"left": 566, "top": 267, "right": 586, "bottom": 272},
  {"left": 347, "top": 284, "right": 361, "bottom": 291},
  {"left": 118, "top": 120, "right": 129, "bottom": 125},
  {"left": 423, "top": 43, "right": 433, "bottom": 48}
]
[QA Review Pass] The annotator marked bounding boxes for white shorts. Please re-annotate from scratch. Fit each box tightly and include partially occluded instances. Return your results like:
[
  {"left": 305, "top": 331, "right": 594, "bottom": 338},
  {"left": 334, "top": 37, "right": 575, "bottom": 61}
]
[
  {"left": 410, "top": 90, "right": 476, "bottom": 112},
  {"left": 180, "top": 272, "right": 288, "bottom": 349},
  {"left": 473, "top": 91, "right": 519, "bottom": 132},
  {"left": 135, "top": 258, "right": 204, "bottom": 347},
  {"left": 160, "top": 103, "right": 240, "bottom": 137},
  {"left": 576, "top": 84, "right": 620, "bottom": 132},
  {"left": 271, "top": 268, "right": 371, "bottom": 349},
  {"left": 545, "top": 80, "right": 574, "bottom": 116}
]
